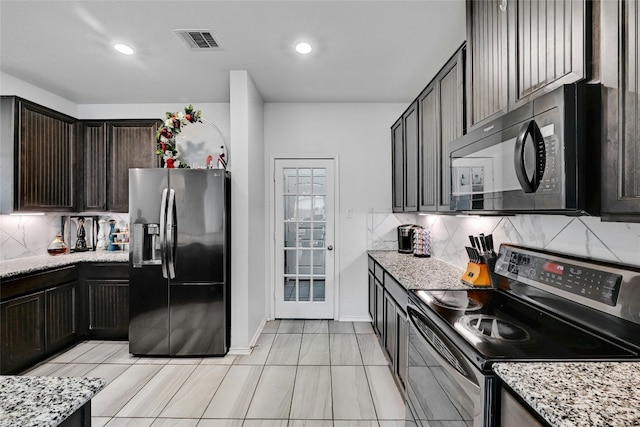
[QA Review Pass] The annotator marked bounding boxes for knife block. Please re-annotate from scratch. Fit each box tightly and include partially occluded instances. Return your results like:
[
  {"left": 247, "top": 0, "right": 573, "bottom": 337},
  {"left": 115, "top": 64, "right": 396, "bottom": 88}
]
[{"left": 461, "top": 262, "right": 492, "bottom": 287}]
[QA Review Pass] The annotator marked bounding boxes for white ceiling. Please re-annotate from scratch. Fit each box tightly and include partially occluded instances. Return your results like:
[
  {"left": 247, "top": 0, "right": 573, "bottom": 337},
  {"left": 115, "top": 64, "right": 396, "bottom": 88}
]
[{"left": 0, "top": 0, "right": 466, "bottom": 104}]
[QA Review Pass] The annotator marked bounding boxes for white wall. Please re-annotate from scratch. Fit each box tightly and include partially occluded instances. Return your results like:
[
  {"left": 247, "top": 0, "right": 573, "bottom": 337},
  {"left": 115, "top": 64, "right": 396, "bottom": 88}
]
[
  {"left": 229, "top": 71, "right": 266, "bottom": 352},
  {"left": 1, "top": 72, "right": 78, "bottom": 117},
  {"left": 264, "top": 103, "right": 406, "bottom": 320}
]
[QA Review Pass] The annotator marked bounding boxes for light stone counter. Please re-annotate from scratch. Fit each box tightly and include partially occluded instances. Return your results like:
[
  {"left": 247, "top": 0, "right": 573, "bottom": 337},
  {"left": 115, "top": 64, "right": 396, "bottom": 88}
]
[
  {"left": 0, "top": 375, "right": 105, "bottom": 427},
  {"left": 367, "top": 250, "right": 468, "bottom": 290},
  {"left": 493, "top": 362, "right": 640, "bottom": 427},
  {"left": 0, "top": 251, "right": 128, "bottom": 279}
]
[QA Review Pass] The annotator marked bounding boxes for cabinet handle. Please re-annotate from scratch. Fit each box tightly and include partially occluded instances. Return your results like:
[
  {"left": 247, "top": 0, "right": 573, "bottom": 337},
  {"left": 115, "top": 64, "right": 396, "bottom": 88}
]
[{"left": 499, "top": 0, "right": 507, "bottom": 12}]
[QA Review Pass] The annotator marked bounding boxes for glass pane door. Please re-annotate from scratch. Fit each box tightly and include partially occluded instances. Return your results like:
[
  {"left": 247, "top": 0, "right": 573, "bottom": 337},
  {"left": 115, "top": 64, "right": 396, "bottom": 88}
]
[{"left": 275, "top": 159, "right": 334, "bottom": 318}]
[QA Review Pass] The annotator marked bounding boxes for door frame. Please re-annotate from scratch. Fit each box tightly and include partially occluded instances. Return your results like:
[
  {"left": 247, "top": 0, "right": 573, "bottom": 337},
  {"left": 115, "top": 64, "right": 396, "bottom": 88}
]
[{"left": 268, "top": 155, "right": 340, "bottom": 320}]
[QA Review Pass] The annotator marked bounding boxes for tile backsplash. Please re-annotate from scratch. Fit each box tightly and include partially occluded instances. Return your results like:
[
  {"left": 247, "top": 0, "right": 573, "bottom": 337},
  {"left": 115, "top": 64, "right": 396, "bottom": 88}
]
[
  {"left": 368, "top": 210, "right": 640, "bottom": 269},
  {"left": 0, "top": 213, "right": 129, "bottom": 260}
]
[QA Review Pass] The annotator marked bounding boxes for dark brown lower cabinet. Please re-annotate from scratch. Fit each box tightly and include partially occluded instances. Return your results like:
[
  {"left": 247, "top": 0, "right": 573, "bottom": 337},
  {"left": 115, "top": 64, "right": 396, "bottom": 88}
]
[
  {"left": 45, "top": 282, "right": 78, "bottom": 354},
  {"left": 0, "top": 266, "right": 78, "bottom": 374},
  {"left": 0, "top": 262, "right": 128, "bottom": 374},
  {"left": 367, "top": 256, "right": 409, "bottom": 390},
  {"left": 0, "top": 292, "right": 45, "bottom": 373},
  {"left": 87, "top": 280, "right": 129, "bottom": 338},
  {"left": 82, "top": 263, "right": 129, "bottom": 340},
  {"left": 384, "top": 291, "right": 397, "bottom": 367}
]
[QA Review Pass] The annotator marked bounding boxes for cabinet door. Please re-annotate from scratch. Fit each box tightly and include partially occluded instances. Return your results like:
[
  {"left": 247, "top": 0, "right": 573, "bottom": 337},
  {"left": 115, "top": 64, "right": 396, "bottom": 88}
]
[
  {"left": 0, "top": 292, "right": 45, "bottom": 373},
  {"left": 108, "top": 120, "right": 160, "bottom": 212},
  {"left": 466, "top": 0, "right": 509, "bottom": 129},
  {"left": 508, "top": 0, "right": 587, "bottom": 108},
  {"left": 384, "top": 291, "right": 397, "bottom": 366},
  {"left": 17, "top": 101, "right": 77, "bottom": 211},
  {"left": 368, "top": 270, "right": 375, "bottom": 322},
  {"left": 45, "top": 282, "right": 78, "bottom": 353},
  {"left": 375, "top": 279, "right": 384, "bottom": 338},
  {"left": 418, "top": 84, "right": 439, "bottom": 212},
  {"left": 87, "top": 280, "right": 129, "bottom": 339},
  {"left": 396, "top": 308, "right": 408, "bottom": 389},
  {"left": 83, "top": 122, "right": 108, "bottom": 211},
  {"left": 601, "top": 0, "right": 640, "bottom": 221},
  {"left": 438, "top": 48, "right": 465, "bottom": 211},
  {"left": 403, "top": 102, "right": 419, "bottom": 212},
  {"left": 391, "top": 118, "right": 404, "bottom": 212}
]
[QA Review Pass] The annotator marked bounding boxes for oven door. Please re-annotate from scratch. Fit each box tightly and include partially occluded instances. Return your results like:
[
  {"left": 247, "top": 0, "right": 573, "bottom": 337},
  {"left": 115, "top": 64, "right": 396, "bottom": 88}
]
[{"left": 406, "top": 303, "right": 486, "bottom": 427}]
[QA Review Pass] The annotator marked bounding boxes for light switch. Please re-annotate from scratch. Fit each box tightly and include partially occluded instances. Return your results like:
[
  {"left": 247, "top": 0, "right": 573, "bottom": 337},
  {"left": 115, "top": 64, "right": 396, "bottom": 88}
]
[{"left": 346, "top": 208, "right": 353, "bottom": 218}]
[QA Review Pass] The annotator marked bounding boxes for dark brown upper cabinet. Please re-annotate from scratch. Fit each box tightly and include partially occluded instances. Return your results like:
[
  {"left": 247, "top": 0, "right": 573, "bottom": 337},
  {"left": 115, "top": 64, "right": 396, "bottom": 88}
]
[
  {"left": 392, "top": 102, "right": 419, "bottom": 213},
  {"left": 0, "top": 97, "right": 78, "bottom": 212},
  {"left": 466, "top": 0, "right": 509, "bottom": 130},
  {"left": 82, "top": 120, "right": 160, "bottom": 213},
  {"left": 508, "top": 0, "right": 588, "bottom": 109},
  {"left": 391, "top": 118, "right": 404, "bottom": 212},
  {"left": 466, "top": 0, "right": 590, "bottom": 130},
  {"left": 419, "top": 46, "right": 466, "bottom": 213},
  {"left": 601, "top": 0, "right": 640, "bottom": 221}
]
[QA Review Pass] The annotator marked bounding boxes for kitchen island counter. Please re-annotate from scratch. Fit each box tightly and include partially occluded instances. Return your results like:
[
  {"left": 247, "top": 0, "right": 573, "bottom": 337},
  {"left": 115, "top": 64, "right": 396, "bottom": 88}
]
[
  {"left": 0, "top": 375, "right": 105, "bottom": 427},
  {"left": 368, "top": 250, "right": 468, "bottom": 290},
  {"left": 0, "top": 252, "right": 128, "bottom": 279},
  {"left": 493, "top": 361, "right": 640, "bottom": 427}
]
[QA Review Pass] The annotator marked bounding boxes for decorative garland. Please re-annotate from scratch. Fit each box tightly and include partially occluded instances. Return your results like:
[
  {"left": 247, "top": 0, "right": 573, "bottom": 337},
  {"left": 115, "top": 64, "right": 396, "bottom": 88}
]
[{"left": 155, "top": 104, "right": 202, "bottom": 168}]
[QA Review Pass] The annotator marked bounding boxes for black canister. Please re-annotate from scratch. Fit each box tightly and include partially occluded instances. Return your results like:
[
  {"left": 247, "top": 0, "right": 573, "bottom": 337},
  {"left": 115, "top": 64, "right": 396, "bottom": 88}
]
[{"left": 397, "top": 224, "right": 417, "bottom": 254}]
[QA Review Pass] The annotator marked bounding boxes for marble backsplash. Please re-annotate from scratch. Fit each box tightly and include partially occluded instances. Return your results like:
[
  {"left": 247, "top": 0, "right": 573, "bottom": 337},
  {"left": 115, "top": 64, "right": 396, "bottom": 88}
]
[
  {"left": 368, "top": 210, "right": 640, "bottom": 269},
  {"left": 0, "top": 213, "right": 129, "bottom": 260}
]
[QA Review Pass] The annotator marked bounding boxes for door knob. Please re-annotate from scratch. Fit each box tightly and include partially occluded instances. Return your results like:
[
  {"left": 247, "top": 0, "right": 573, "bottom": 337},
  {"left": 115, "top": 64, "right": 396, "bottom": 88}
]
[{"left": 327, "top": 245, "right": 334, "bottom": 251}]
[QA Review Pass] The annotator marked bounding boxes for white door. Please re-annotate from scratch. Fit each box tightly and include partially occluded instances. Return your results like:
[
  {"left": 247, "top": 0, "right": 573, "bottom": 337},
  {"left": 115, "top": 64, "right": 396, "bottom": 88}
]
[{"left": 274, "top": 158, "right": 335, "bottom": 319}]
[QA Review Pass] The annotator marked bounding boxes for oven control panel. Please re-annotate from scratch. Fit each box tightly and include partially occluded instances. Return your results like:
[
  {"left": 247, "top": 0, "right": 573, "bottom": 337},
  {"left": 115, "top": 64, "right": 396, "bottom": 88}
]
[{"left": 495, "top": 247, "right": 623, "bottom": 306}]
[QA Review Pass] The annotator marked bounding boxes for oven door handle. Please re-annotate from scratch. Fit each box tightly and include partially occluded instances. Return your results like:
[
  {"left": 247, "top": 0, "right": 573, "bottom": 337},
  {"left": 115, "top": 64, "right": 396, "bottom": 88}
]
[
  {"left": 408, "top": 305, "right": 480, "bottom": 391},
  {"left": 514, "top": 119, "right": 546, "bottom": 193}
]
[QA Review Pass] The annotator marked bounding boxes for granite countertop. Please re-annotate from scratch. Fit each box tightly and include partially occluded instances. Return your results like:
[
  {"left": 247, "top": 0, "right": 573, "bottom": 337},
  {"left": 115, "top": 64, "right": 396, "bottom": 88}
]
[
  {"left": 367, "top": 250, "right": 468, "bottom": 290},
  {"left": 0, "top": 251, "right": 128, "bottom": 279},
  {"left": 493, "top": 362, "right": 640, "bottom": 427},
  {"left": 0, "top": 376, "right": 106, "bottom": 427}
]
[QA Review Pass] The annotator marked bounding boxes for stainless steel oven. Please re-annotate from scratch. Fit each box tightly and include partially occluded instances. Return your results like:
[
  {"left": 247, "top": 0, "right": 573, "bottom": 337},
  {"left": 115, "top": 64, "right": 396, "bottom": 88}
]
[
  {"left": 406, "top": 299, "right": 487, "bottom": 426},
  {"left": 405, "top": 244, "right": 640, "bottom": 427},
  {"left": 449, "top": 84, "right": 601, "bottom": 214}
]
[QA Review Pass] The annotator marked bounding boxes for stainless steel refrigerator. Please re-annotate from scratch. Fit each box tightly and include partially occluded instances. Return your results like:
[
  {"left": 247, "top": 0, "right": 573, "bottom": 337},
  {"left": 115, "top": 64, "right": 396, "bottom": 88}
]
[{"left": 128, "top": 168, "right": 230, "bottom": 356}]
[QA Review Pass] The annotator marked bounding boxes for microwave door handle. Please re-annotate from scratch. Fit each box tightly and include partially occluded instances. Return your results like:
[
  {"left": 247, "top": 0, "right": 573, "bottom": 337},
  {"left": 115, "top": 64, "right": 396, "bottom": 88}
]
[
  {"left": 159, "top": 187, "right": 169, "bottom": 279},
  {"left": 514, "top": 120, "right": 546, "bottom": 193}
]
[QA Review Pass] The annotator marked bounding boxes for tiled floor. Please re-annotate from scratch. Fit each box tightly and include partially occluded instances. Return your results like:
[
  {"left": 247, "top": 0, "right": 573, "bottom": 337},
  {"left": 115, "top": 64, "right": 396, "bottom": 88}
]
[{"left": 23, "top": 320, "right": 406, "bottom": 427}]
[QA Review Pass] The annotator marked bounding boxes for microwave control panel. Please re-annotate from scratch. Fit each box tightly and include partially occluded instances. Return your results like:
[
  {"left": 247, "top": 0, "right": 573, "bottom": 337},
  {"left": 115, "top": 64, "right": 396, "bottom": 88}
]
[
  {"left": 539, "top": 127, "right": 560, "bottom": 194},
  {"left": 495, "top": 247, "right": 622, "bottom": 306}
]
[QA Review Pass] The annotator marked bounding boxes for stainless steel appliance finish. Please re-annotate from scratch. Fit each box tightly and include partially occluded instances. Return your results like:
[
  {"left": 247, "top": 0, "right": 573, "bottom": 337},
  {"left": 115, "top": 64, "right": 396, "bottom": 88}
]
[
  {"left": 128, "top": 168, "right": 230, "bottom": 356},
  {"left": 406, "top": 244, "right": 640, "bottom": 426},
  {"left": 449, "top": 84, "right": 601, "bottom": 214}
]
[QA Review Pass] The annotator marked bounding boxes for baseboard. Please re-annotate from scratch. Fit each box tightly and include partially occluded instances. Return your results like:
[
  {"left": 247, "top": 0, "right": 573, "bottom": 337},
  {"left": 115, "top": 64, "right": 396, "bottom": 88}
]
[
  {"left": 228, "top": 317, "right": 267, "bottom": 355},
  {"left": 338, "top": 315, "right": 373, "bottom": 322}
]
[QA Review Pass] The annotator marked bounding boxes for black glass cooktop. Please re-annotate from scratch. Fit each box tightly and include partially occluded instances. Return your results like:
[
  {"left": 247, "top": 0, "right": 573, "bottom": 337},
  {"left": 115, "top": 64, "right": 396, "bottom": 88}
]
[{"left": 411, "top": 288, "right": 638, "bottom": 362}]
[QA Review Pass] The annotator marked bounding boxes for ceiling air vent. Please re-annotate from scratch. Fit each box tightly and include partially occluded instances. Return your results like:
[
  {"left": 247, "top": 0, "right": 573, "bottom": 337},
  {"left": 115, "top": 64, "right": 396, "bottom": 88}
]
[{"left": 174, "top": 30, "right": 221, "bottom": 50}]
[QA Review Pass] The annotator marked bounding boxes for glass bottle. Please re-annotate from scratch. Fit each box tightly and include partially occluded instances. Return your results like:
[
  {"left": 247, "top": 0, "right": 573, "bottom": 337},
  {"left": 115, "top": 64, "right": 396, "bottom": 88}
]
[{"left": 47, "top": 234, "right": 68, "bottom": 256}]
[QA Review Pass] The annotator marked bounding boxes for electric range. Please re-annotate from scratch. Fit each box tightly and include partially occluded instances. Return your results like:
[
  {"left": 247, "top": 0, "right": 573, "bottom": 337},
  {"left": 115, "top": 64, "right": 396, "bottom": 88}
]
[{"left": 406, "top": 244, "right": 640, "bottom": 427}]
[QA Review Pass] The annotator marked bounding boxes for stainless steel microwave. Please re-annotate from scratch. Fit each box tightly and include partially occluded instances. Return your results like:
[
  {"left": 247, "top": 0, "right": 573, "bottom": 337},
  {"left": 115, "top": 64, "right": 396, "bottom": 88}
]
[{"left": 449, "top": 84, "right": 601, "bottom": 214}]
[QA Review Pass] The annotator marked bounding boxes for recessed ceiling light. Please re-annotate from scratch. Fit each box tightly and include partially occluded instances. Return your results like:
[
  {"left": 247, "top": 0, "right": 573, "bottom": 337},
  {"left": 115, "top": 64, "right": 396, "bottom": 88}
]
[
  {"left": 113, "top": 43, "right": 134, "bottom": 55},
  {"left": 295, "top": 42, "right": 312, "bottom": 55}
]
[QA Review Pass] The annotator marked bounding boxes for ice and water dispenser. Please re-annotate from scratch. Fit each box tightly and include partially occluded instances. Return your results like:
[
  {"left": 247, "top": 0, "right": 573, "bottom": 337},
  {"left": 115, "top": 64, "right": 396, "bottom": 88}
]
[{"left": 132, "top": 223, "right": 162, "bottom": 267}]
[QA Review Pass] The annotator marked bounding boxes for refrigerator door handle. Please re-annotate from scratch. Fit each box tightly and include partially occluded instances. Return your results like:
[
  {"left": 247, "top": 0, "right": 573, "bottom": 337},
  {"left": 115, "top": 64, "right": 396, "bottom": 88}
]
[
  {"left": 167, "top": 188, "right": 176, "bottom": 279},
  {"left": 160, "top": 187, "right": 169, "bottom": 279}
]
